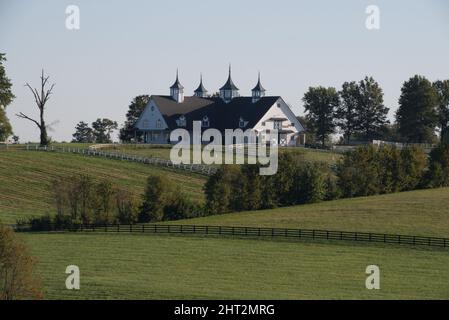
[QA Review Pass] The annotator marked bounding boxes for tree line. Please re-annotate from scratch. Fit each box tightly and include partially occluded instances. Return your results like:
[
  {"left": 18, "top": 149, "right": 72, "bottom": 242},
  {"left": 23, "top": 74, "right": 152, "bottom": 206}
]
[
  {"left": 72, "top": 118, "right": 118, "bottom": 143},
  {"left": 204, "top": 142, "right": 449, "bottom": 215},
  {"left": 19, "top": 141, "right": 449, "bottom": 228},
  {"left": 302, "top": 76, "right": 449, "bottom": 146},
  {"left": 19, "top": 173, "right": 202, "bottom": 229}
]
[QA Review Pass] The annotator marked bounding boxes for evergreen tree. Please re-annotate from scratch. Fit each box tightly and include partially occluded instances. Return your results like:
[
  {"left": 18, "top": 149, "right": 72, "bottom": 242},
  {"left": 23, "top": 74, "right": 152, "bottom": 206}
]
[
  {"left": 396, "top": 75, "right": 438, "bottom": 143},
  {"left": 72, "top": 121, "right": 94, "bottom": 143},
  {"left": 119, "top": 95, "right": 150, "bottom": 142}
]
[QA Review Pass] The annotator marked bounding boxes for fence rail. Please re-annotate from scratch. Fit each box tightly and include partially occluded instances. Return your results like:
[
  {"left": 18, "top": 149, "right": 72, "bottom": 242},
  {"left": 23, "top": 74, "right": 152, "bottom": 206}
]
[
  {"left": 14, "top": 223, "right": 449, "bottom": 248},
  {"left": 23, "top": 145, "right": 217, "bottom": 176}
]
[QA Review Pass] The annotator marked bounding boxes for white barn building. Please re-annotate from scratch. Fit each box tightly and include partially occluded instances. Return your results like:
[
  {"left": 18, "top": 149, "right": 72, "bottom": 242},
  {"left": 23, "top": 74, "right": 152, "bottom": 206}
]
[{"left": 135, "top": 68, "right": 306, "bottom": 146}]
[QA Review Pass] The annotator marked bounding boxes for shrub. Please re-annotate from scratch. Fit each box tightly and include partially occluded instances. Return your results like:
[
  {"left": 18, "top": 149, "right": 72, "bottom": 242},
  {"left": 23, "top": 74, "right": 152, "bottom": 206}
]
[
  {"left": 425, "top": 143, "right": 449, "bottom": 187},
  {"left": 115, "top": 187, "right": 139, "bottom": 224},
  {"left": 0, "top": 224, "right": 43, "bottom": 300},
  {"left": 399, "top": 146, "right": 427, "bottom": 190},
  {"left": 292, "top": 162, "right": 332, "bottom": 204},
  {"left": 204, "top": 166, "right": 239, "bottom": 215},
  {"left": 139, "top": 175, "right": 172, "bottom": 222},
  {"left": 163, "top": 193, "right": 200, "bottom": 221},
  {"left": 337, "top": 145, "right": 381, "bottom": 197}
]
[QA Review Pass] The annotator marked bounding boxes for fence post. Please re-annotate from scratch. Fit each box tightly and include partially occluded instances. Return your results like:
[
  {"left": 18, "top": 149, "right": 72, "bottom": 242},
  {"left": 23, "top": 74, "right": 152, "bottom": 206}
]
[
  {"left": 130, "top": 224, "right": 132, "bottom": 233},
  {"left": 142, "top": 225, "right": 145, "bottom": 233}
]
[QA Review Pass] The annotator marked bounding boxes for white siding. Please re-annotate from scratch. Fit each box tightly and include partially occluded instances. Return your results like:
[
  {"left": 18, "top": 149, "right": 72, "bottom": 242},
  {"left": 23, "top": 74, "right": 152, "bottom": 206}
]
[{"left": 135, "top": 99, "right": 168, "bottom": 130}]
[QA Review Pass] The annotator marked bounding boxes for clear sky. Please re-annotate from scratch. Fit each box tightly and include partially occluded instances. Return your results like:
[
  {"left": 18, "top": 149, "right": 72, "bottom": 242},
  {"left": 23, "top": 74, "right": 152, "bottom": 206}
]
[{"left": 1, "top": 0, "right": 449, "bottom": 142}]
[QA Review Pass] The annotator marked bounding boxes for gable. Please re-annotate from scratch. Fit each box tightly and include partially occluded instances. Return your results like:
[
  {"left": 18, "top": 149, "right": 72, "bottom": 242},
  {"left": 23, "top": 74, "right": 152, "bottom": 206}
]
[
  {"left": 253, "top": 98, "right": 305, "bottom": 133},
  {"left": 135, "top": 99, "right": 169, "bottom": 130}
]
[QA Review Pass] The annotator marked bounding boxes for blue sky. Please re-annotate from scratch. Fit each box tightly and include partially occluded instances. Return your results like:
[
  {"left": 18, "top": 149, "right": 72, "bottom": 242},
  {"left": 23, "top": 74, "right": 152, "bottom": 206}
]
[{"left": 1, "top": 0, "right": 449, "bottom": 142}]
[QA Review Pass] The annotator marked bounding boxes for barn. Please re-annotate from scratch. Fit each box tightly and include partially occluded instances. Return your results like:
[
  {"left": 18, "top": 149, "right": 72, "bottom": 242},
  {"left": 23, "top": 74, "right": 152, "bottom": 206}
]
[{"left": 135, "top": 68, "right": 306, "bottom": 146}]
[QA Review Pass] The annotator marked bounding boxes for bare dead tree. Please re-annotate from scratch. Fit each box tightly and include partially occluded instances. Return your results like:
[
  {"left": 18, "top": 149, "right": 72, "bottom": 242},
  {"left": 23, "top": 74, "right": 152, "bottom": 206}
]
[{"left": 16, "top": 70, "right": 55, "bottom": 146}]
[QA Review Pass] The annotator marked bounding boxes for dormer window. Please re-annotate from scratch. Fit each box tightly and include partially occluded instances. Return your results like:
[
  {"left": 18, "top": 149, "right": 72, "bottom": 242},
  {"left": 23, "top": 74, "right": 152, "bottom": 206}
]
[
  {"left": 176, "top": 115, "right": 186, "bottom": 127},
  {"left": 202, "top": 116, "right": 209, "bottom": 128},
  {"left": 239, "top": 117, "right": 248, "bottom": 128}
]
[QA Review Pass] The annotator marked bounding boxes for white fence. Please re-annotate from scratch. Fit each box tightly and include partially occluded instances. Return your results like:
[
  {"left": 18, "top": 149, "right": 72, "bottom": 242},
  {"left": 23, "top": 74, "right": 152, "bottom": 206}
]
[{"left": 25, "top": 145, "right": 217, "bottom": 176}]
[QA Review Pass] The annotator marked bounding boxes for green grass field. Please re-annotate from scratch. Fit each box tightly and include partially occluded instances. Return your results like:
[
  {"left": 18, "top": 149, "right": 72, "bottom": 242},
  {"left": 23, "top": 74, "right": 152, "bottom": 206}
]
[
  {"left": 102, "top": 144, "right": 342, "bottom": 165},
  {"left": 171, "top": 188, "right": 449, "bottom": 237},
  {"left": 0, "top": 149, "right": 206, "bottom": 224},
  {"left": 23, "top": 232, "right": 449, "bottom": 299},
  {"left": 4, "top": 144, "right": 449, "bottom": 300}
]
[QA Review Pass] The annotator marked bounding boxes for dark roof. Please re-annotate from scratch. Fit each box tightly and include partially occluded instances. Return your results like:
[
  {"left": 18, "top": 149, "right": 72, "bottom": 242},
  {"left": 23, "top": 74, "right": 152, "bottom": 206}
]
[
  {"left": 219, "top": 67, "right": 239, "bottom": 91},
  {"left": 170, "top": 72, "right": 184, "bottom": 90},
  {"left": 252, "top": 74, "right": 266, "bottom": 92},
  {"left": 194, "top": 76, "right": 207, "bottom": 94},
  {"left": 151, "top": 95, "right": 280, "bottom": 131}
]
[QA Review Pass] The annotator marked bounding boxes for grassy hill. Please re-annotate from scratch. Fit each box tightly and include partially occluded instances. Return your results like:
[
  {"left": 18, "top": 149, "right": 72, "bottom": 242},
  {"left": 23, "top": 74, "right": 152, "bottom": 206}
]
[
  {"left": 170, "top": 188, "right": 449, "bottom": 238},
  {"left": 0, "top": 149, "right": 206, "bottom": 224},
  {"left": 101, "top": 144, "right": 342, "bottom": 165},
  {"left": 23, "top": 232, "right": 449, "bottom": 299}
]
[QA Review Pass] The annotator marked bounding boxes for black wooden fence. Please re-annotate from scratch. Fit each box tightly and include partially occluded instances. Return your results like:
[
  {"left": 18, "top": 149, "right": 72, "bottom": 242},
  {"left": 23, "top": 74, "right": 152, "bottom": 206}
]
[{"left": 15, "top": 223, "right": 449, "bottom": 248}]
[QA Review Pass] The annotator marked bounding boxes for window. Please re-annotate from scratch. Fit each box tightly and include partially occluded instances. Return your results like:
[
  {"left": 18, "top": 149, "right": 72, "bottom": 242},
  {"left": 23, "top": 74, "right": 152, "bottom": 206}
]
[
  {"left": 277, "top": 103, "right": 281, "bottom": 108},
  {"left": 262, "top": 122, "right": 265, "bottom": 126},
  {"left": 143, "top": 120, "right": 149, "bottom": 129},
  {"left": 176, "top": 115, "right": 186, "bottom": 127},
  {"left": 239, "top": 117, "right": 248, "bottom": 128},
  {"left": 156, "top": 119, "right": 162, "bottom": 128},
  {"left": 151, "top": 105, "right": 155, "bottom": 112},
  {"left": 274, "top": 121, "right": 282, "bottom": 130},
  {"left": 202, "top": 116, "right": 209, "bottom": 128}
]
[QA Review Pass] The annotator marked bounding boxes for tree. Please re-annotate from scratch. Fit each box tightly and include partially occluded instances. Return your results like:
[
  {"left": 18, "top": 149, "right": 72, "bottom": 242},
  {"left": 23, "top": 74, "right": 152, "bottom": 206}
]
[
  {"left": 92, "top": 118, "right": 118, "bottom": 143},
  {"left": 302, "top": 86, "right": 339, "bottom": 147},
  {"left": 204, "top": 166, "right": 238, "bottom": 214},
  {"left": 425, "top": 142, "right": 449, "bottom": 187},
  {"left": 337, "top": 81, "right": 360, "bottom": 143},
  {"left": 115, "top": 187, "right": 139, "bottom": 224},
  {"left": 139, "top": 175, "right": 171, "bottom": 222},
  {"left": 355, "top": 77, "right": 389, "bottom": 140},
  {"left": 119, "top": 95, "right": 150, "bottom": 142},
  {"left": 0, "top": 108, "right": 12, "bottom": 142},
  {"left": 396, "top": 75, "right": 438, "bottom": 143},
  {"left": 16, "top": 70, "right": 55, "bottom": 146},
  {"left": 92, "top": 180, "right": 115, "bottom": 224},
  {"left": 72, "top": 121, "right": 94, "bottom": 143},
  {"left": 0, "top": 53, "right": 15, "bottom": 141},
  {"left": 0, "top": 224, "right": 43, "bottom": 300},
  {"left": 433, "top": 80, "right": 449, "bottom": 142}
]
